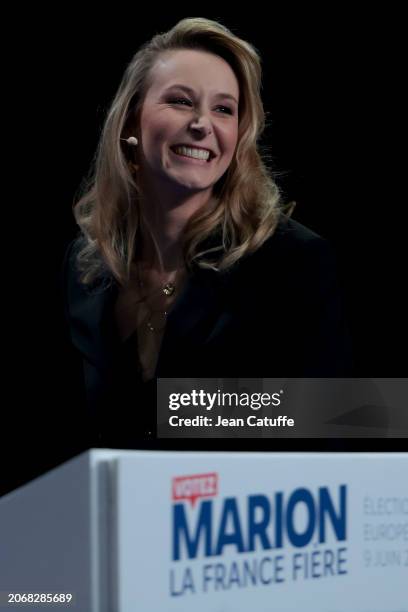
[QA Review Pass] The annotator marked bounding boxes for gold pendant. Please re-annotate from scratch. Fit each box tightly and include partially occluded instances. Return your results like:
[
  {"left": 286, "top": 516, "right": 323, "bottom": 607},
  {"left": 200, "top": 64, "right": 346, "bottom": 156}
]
[{"left": 162, "top": 283, "right": 175, "bottom": 296}]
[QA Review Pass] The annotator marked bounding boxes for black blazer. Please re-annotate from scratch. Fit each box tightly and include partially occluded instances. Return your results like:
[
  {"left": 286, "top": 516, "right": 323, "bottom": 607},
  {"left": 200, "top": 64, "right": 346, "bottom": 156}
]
[{"left": 62, "top": 216, "right": 352, "bottom": 444}]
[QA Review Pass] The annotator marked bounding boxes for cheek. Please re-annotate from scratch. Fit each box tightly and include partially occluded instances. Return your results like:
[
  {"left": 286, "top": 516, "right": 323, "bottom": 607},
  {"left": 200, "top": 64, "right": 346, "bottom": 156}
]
[
  {"left": 141, "top": 112, "right": 174, "bottom": 152},
  {"left": 222, "top": 126, "right": 239, "bottom": 163},
  {"left": 223, "top": 122, "right": 239, "bottom": 151}
]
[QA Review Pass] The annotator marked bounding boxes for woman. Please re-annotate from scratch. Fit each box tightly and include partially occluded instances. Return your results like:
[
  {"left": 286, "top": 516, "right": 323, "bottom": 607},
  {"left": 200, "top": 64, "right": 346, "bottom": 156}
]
[{"left": 62, "top": 18, "right": 352, "bottom": 445}]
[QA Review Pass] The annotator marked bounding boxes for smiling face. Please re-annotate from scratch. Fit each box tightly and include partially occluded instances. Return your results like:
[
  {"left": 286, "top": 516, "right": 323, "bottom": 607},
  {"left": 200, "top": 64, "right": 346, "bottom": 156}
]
[{"left": 136, "top": 49, "right": 240, "bottom": 199}]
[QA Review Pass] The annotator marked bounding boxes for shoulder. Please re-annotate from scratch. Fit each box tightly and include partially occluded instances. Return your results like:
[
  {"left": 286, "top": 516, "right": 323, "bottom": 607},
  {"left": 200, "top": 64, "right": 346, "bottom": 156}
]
[
  {"left": 269, "top": 215, "right": 330, "bottom": 254},
  {"left": 61, "top": 236, "right": 116, "bottom": 320},
  {"left": 61, "top": 236, "right": 86, "bottom": 299},
  {"left": 62, "top": 236, "right": 114, "bottom": 294},
  {"left": 227, "top": 216, "right": 341, "bottom": 306},
  {"left": 248, "top": 214, "right": 335, "bottom": 271},
  {"left": 62, "top": 235, "right": 84, "bottom": 274},
  {"left": 61, "top": 237, "right": 87, "bottom": 326}
]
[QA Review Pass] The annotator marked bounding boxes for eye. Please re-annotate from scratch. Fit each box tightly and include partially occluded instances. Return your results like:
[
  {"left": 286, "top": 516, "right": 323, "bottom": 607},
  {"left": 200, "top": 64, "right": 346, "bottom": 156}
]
[
  {"left": 215, "top": 106, "right": 234, "bottom": 115},
  {"left": 168, "top": 97, "right": 192, "bottom": 107}
]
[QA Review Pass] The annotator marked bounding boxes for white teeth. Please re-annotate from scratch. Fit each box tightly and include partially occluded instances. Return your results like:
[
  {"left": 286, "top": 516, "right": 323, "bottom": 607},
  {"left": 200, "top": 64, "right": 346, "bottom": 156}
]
[{"left": 173, "top": 146, "right": 211, "bottom": 161}]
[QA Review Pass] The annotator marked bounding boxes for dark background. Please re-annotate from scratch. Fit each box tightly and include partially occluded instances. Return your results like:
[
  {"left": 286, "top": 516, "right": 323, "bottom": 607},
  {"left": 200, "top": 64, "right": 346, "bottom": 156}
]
[{"left": 2, "top": 10, "right": 405, "bottom": 495}]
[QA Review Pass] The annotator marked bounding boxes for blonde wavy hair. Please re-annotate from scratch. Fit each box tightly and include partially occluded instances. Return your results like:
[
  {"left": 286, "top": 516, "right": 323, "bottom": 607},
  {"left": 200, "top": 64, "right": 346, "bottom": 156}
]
[{"left": 74, "top": 17, "right": 283, "bottom": 285}]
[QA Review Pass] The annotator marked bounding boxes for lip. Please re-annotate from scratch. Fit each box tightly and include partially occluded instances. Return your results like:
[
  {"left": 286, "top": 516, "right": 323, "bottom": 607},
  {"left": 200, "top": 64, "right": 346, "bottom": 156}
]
[{"left": 171, "top": 144, "right": 216, "bottom": 160}]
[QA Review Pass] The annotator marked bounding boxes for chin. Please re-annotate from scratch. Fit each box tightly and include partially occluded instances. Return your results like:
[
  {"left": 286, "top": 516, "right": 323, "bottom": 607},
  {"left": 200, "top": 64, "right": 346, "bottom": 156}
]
[{"left": 169, "top": 174, "right": 215, "bottom": 192}]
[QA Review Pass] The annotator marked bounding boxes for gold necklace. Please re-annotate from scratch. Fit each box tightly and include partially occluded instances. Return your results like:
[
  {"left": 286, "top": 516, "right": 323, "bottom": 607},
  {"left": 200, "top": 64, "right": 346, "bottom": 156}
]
[{"left": 136, "top": 261, "right": 183, "bottom": 332}]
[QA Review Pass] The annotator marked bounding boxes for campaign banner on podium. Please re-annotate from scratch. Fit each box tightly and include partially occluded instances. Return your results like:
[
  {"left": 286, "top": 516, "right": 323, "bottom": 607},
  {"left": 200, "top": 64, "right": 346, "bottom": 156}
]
[{"left": 112, "top": 453, "right": 408, "bottom": 612}]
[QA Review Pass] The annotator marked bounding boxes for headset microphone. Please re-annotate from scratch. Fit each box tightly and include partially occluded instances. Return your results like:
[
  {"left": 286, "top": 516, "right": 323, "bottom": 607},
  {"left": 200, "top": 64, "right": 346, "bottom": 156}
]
[{"left": 121, "top": 136, "right": 138, "bottom": 146}]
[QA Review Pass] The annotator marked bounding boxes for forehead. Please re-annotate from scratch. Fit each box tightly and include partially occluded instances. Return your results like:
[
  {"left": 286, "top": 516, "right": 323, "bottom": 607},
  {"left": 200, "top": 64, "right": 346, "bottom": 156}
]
[{"left": 146, "top": 49, "right": 239, "bottom": 98}]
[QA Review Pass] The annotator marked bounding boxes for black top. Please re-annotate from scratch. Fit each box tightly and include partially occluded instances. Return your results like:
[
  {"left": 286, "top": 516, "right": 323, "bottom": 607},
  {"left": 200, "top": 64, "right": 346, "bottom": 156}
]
[{"left": 61, "top": 215, "right": 353, "bottom": 446}]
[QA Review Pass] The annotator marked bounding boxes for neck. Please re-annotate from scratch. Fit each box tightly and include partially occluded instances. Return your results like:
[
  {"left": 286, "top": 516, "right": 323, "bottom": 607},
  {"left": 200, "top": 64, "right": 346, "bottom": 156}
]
[{"left": 138, "top": 183, "right": 215, "bottom": 272}]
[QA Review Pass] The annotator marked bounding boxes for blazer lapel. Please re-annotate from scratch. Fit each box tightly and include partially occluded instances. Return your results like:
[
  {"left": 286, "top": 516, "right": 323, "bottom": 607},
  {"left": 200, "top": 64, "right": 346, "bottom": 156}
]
[{"left": 156, "top": 265, "right": 235, "bottom": 375}]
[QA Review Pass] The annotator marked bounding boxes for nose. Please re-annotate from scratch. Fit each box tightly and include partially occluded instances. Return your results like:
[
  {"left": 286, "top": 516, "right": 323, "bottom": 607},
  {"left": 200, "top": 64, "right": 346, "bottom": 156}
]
[{"left": 188, "top": 114, "right": 212, "bottom": 137}]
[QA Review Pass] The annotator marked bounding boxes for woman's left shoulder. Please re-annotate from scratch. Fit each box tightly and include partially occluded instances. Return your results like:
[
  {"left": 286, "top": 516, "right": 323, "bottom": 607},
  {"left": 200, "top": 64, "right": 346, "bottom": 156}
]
[
  {"left": 265, "top": 215, "right": 331, "bottom": 254},
  {"left": 249, "top": 215, "right": 334, "bottom": 271}
]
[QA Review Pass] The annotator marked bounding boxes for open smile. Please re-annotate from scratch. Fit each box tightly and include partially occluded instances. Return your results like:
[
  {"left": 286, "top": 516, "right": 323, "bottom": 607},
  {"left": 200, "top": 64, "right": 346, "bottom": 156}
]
[{"left": 170, "top": 145, "right": 216, "bottom": 164}]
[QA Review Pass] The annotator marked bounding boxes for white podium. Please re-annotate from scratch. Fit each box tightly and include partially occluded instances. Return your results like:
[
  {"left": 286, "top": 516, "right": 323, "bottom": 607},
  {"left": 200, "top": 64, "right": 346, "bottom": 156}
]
[{"left": 1, "top": 450, "right": 407, "bottom": 611}]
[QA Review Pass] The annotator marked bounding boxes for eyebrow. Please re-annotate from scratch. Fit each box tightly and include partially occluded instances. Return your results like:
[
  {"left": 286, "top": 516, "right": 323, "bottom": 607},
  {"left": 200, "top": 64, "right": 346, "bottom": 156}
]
[{"left": 163, "top": 84, "right": 238, "bottom": 105}]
